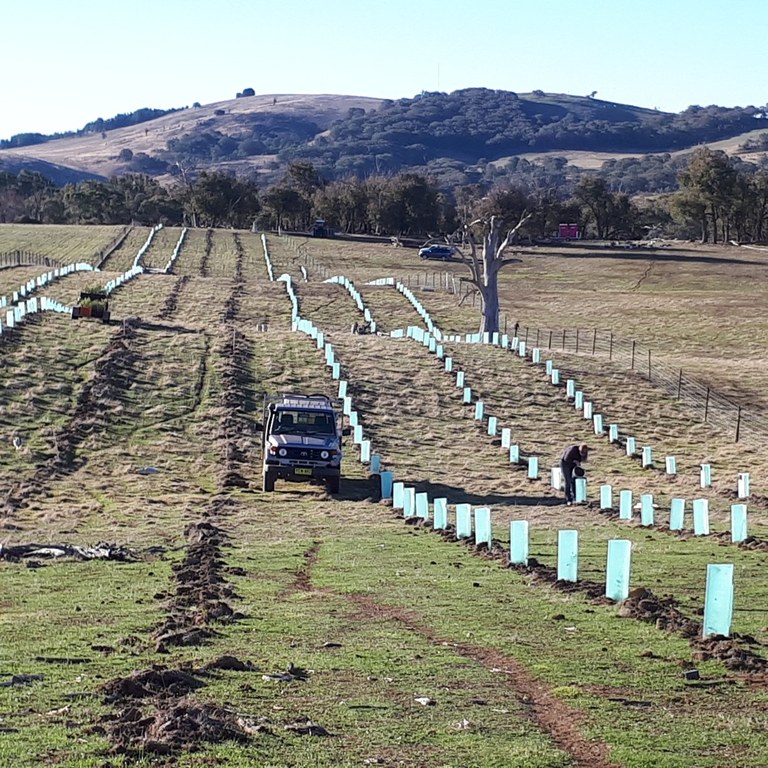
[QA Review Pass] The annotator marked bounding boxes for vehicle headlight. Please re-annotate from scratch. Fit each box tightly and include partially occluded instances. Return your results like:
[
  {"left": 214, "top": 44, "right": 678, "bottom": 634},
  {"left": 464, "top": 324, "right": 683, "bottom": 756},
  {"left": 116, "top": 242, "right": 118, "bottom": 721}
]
[
  {"left": 320, "top": 450, "right": 329, "bottom": 459},
  {"left": 278, "top": 448, "right": 287, "bottom": 457}
]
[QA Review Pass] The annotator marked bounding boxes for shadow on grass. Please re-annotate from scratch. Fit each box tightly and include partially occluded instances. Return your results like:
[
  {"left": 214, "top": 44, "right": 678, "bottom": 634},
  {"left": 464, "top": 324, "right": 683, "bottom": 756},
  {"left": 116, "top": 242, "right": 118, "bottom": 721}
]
[
  {"left": 546, "top": 249, "right": 764, "bottom": 267},
  {"left": 341, "top": 477, "right": 564, "bottom": 508}
]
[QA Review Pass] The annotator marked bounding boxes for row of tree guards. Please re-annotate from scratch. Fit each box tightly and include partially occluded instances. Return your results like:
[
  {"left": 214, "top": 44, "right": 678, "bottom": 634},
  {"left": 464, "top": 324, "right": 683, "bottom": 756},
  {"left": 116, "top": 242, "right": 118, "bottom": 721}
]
[{"left": 279, "top": 259, "right": 738, "bottom": 639}]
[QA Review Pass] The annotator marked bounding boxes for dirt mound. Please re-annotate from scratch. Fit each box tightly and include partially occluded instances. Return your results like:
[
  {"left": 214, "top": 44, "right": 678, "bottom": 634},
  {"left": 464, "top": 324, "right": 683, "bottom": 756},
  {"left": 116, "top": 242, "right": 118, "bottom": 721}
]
[
  {"left": 617, "top": 587, "right": 700, "bottom": 637},
  {"left": 153, "top": 519, "right": 241, "bottom": 652},
  {"left": 102, "top": 667, "right": 206, "bottom": 702},
  {"left": 106, "top": 698, "right": 250, "bottom": 755},
  {"left": 159, "top": 275, "right": 189, "bottom": 319},
  {"left": 692, "top": 635, "right": 768, "bottom": 673}
]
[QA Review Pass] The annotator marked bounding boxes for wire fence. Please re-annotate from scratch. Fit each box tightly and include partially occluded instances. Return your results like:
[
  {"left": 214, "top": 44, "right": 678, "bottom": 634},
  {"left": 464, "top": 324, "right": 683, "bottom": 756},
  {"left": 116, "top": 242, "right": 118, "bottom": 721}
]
[
  {"left": 505, "top": 325, "right": 766, "bottom": 444},
  {"left": 0, "top": 251, "right": 62, "bottom": 269}
]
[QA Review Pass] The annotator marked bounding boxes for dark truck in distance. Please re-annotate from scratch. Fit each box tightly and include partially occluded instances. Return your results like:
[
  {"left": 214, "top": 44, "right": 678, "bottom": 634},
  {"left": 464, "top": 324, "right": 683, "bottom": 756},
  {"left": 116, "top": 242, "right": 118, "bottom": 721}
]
[
  {"left": 261, "top": 393, "right": 349, "bottom": 494},
  {"left": 418, "top": 244, "right": 455, "bottom": 260}
]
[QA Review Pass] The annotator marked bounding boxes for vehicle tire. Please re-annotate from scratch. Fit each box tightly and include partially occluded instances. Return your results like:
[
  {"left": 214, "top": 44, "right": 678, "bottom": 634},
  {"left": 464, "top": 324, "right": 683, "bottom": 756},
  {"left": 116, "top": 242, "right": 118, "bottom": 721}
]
[
  {"left": 262, "top": 470, "right": 276, "bottom": 492},
  {"left": 325, "top": 475, "right": 340, "bottom": 494}
]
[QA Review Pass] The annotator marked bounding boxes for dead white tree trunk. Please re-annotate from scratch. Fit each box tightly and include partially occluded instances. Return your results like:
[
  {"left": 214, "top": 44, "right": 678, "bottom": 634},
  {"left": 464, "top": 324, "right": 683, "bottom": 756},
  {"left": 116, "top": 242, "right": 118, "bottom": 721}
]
[{"left": 458, "top": 212, "right": 531, "bottom": 334}]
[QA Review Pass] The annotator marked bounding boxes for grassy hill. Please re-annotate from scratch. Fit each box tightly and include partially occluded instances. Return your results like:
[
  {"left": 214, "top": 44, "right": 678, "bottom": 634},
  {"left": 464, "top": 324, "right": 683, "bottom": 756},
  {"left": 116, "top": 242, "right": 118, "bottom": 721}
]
[
  {"left": 1, "top": 90, "right": 766, "bottom": 188},
  {"left": 1, "top": 226, "right": 768, "bottom": 765}
]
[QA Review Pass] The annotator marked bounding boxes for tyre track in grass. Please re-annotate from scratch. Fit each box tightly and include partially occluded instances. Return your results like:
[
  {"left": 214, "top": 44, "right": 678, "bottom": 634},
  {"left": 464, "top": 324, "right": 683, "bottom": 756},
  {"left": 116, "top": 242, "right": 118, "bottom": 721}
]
[
  {"left": 346, "top": 593, "right": 619, "bottom": 768},
  {"left": 288, "top": 537, "right": 618, "bottom": 768}
]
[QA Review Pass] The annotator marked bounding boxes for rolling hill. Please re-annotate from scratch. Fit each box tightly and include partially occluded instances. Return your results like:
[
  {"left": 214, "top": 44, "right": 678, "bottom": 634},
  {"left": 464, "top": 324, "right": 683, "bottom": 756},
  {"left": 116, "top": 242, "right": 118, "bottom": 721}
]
[{"left": 1, "top": 89, "right": 766, "bottom": 187}]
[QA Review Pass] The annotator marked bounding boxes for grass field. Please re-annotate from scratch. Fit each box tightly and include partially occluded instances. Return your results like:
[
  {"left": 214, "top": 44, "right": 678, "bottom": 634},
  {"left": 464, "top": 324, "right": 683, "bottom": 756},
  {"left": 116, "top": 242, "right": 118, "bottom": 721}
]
[{"left": 0, "top": 226, "right": 767, "bottom": 768}]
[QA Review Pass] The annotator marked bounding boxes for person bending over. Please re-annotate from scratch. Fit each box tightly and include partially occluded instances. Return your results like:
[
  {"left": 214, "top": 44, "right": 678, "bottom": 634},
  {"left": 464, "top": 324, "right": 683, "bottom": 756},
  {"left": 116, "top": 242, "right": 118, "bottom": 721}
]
[{"left": 560, "top": 443, "right": 590, "bottom": 505}]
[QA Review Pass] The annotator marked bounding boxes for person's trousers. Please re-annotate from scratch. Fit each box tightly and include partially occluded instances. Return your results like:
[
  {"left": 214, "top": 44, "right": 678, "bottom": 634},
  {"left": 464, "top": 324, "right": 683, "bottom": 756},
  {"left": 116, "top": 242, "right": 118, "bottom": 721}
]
[{"left": 560, "top": 460, "right": 576, "bottom": 502}]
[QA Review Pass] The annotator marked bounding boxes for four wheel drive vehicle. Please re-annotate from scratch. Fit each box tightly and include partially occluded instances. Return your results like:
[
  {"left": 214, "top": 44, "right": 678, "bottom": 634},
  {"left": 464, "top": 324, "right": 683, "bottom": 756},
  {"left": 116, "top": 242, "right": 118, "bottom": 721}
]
[
  {"left": 71, "top": 290, "right": 111, "bottom": 323},
  {"left": 418, "top": 244, "right": 455, "bottom": 260},
  {"left": 261, "top": 393, "right": 349, "bottom": 494}
]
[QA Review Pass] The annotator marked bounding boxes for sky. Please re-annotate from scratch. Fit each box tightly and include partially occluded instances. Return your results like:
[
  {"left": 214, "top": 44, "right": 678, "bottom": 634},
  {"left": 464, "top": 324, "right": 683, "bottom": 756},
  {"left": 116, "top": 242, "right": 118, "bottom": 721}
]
[{"left": 1, "top": 0, "right": 766, "bottom": 141}]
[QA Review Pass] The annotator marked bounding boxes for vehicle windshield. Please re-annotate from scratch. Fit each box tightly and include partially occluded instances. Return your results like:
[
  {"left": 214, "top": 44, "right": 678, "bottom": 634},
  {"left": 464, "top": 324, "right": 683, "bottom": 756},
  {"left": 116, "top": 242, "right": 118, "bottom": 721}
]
[{"left": 272, "top": 409, "right": 336, "bottom": 435}]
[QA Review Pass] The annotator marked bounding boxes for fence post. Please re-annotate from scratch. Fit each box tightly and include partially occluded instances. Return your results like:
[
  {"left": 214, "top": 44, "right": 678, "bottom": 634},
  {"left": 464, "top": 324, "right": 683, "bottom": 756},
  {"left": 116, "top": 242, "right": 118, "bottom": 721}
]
[
  {"left": 736, "top": 406, "right": 742, "bottom": 443},
  {"left": 536, "top": 328, "right": 540, "bottom": 346},
  {"left": 548, "top": 331, "right": 552, "bottom": 349},
  {"left": 677, "top": 369, "right": 682, "bottom": 400},
  {"left": 524, "top": 327, "right": 529, "bottom": 344},
  {"left": 704, "top": 388, "right": 710, "bottom": 422},
  {"left": 648, "top": 349, "right": 651, "bottom": 381},
  {"left": 592, "top": 329, "right": 597, "bottom": 354},
  {"left": 576, "top": 329, "right": 580, "bottom": 353},
  {"left": 562, "top": 330, "right": 566, "bottom": 350},
  {"left": 631, "top": 340, "right": 636, "bottom": 369},
  {"left": 609, "top": 332, "right": 613, "bottom": 360},
  {"left": 504, "top": 316, "right": 508, "bottom": 334}
]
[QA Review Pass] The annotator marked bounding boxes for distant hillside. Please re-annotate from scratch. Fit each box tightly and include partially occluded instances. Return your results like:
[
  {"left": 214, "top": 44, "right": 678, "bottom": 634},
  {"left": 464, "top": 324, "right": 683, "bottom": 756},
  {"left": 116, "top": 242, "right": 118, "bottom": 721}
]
[{"left": 1, "top": 89, "right": 766, "bottom": 189}]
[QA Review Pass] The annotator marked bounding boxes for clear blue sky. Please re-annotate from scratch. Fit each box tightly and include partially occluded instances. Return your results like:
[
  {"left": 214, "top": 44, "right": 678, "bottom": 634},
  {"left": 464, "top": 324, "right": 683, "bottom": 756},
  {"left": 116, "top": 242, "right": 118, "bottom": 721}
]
[{"left": 2, "top": 0, "right": 766, "bottom": 141}]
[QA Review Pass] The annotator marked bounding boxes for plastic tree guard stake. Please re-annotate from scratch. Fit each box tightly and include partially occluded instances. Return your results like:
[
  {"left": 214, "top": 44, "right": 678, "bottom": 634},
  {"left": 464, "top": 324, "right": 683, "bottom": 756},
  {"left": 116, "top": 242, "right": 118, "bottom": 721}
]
[
  {"left": 551, "top": 467, "right": 563, "bottom": 490},
  {"left": 574, "top": 391, "right": 584, "bottom": 410},
  {"left": 474, "top": 508, "right": 492, "bottom": 546},
  {"left": 557, "top": 530, "right": 579, "bottom": 582},
  {"left": 528, "top": 456, "right": 539, "bottom": 479},
  {"left": 626, "top": 437, "right": 637, "bottom": 456},
  {"left": 463, "top": 387, "right": 472, "bottom": 404},
  {"left": 456, "top": 504, "right": 472, "bottom": 539},
  {"left": 349, "top": 411, "right": 359, "bottom": 427},
  {"left": 640, "top": 494, "right": 654, "bottom": 526},
  {"left": 738, "top": 472, "right": 750, "bottom": 499},
  {"left": 316, "top": 332, "right": 324, "bottom": 349},
  {"left": 703, "top": 564, "right": 734, "bottom": 638},
  {"left": 700, "top": 464, "right": 712, "bottom": 488},
  {"left": 392, "top": 481, "right": 405, "bottom": 509},
  {"left": 445, "top": 357, "right": 453, "bottom": 372},
  {"left": 665, "top": 456, "right": 677, "bottom": 475},
  {"left": 415, "top": 492, "right": 429, "bottom": 519},
  {"left": 338, "top": 380, "right": 348, "bottom": 398},
  {"left": 380, "top": 471, "right": 394, "bottom": 500},
  {"left": 512, "top": 337, "right": 519, "bottom": 350},
  {"left": 609, "top": 424, "right": 619, "bottom": 443},
  {"left": 509, "top": 520, "right": 529, "bottom": 565},
  {"left": 370, "top": 454, "right": 381, "bottom": 474},
  {"left": 532, "top": 348, "right": 541, "bottom": 364},
  {"left": 360, "top": 440, "right": 371, "bottom": 463},
  {"left": 669, "top": 498, "right": 686, "bottom": 531},
  {"left": 353, "top": 424, "right": 363, "bottom": 444},
  {"left": 501, "top": 334, "right": 509, "bottom": 348},
  {"left": 492, "top": 332, "right": 499, "bottom": 345},
  {"left": 436, "top": 344, "right": 444, "bottom": 359},
  {"left": 600, "top": 485, "right": 613, "bottom": 510},
  {"left": 343, "top": 396, "right": 353, "bottom": 416},
  {"left": 730, "top": 504, "right": 748, "bottom": 543},
  {"left": 428, "top": 338, "right": 436, "bottom": 352},
  {"left": 551, "top": 369, "right": 560, "bottom": 385},
  {"left": 575, "top": 477, "right": 587, "bottom": 503},
  {"left": 474, "top": 401, "right": 484, "bottom": 420},
  {"left": 403, "top": 487, "right": 416, "bottom": 518},
  {"left": 583, "top": 401, "right": 593, "bottom": 420},
  {"left": 519, "top": 342, "right": 527, "bottom": 357},
  {"left": 693, "top": 499, "right": 710, "bottom": 535},
  {"left": 509, "top": 444, "right": 520, "bottom": 463},
  {"left": 605, "top": 540, "right": 632, "bottom": 601},
  {"left": 456, "top": 371, "right": 465, "bottom": 388},
  {"left": 433, "top": 498, "right": 448, "bottom": 530},
  {"left": 501, "top": 428, "right": 512, "bottom": 449},
  {"left": 483, "top": 332, "right": 490, "bottom": 344},
  {"left": 619, "top": 490, "right": 633, "bottom": 520},
  {"left": 593, "top": 414, "right": 604, "bottom": 435},
  {"left": 566, "top": 379, "right": 575, "bottom": 398},
  {"left": 546, "top": 360, "right": 553, "bottom": 375},
  {"left": 642, "top": 446, "right": 652, "bottom": 467},
  {"left": 487, "top": 416, "right": 497, "bottom": 436}
]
